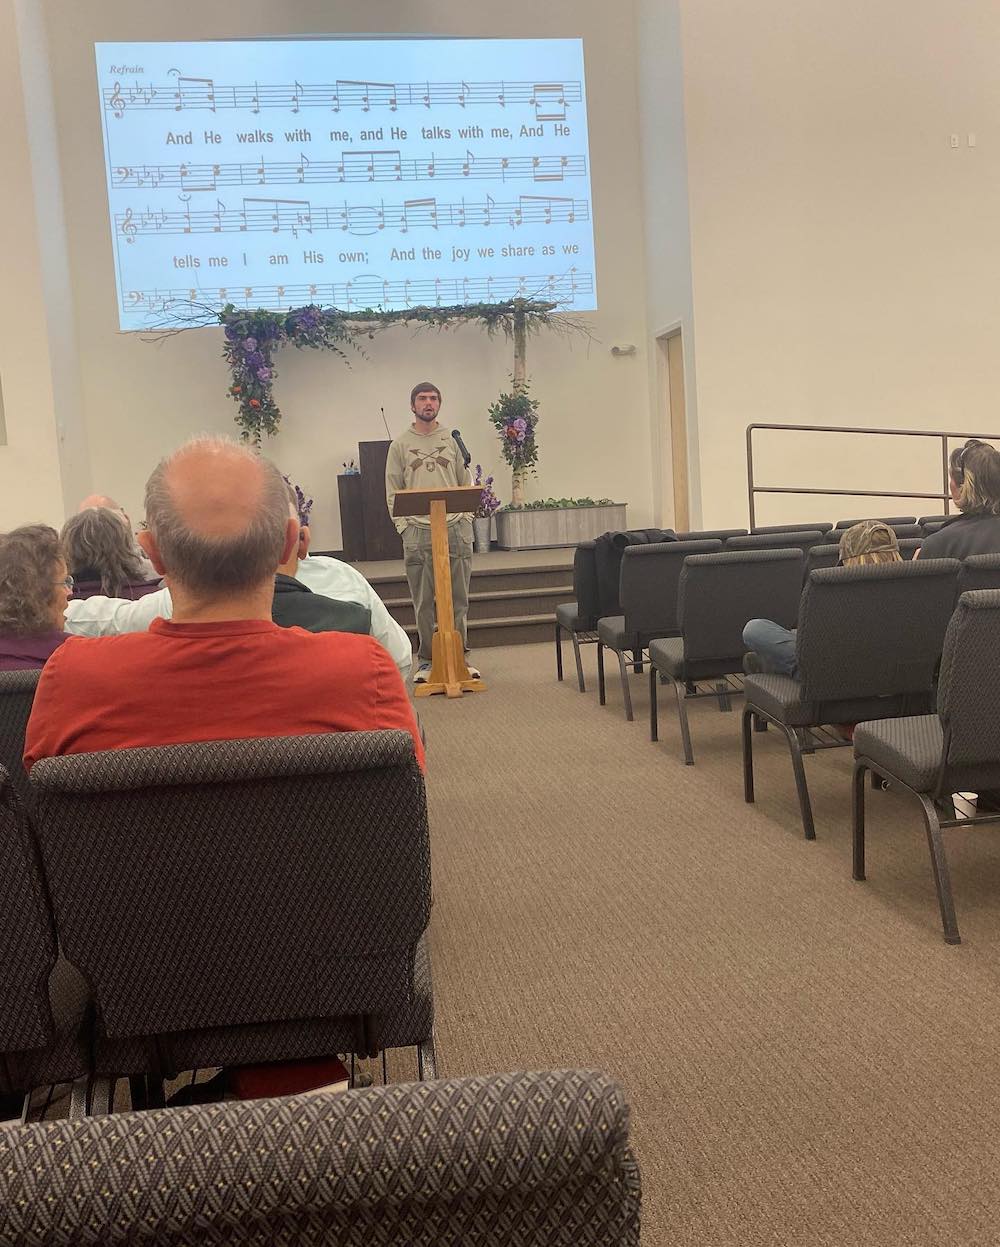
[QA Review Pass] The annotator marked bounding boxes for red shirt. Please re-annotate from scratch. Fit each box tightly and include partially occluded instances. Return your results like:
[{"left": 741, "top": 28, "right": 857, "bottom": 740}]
[{"left": 24, "top": 618, "right": 425, "bottom": 772}]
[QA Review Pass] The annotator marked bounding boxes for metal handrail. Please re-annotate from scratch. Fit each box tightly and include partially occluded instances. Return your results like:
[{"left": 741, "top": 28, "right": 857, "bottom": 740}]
[{"left": 746, "top": 422, "right": 1000, "bottom": 530}]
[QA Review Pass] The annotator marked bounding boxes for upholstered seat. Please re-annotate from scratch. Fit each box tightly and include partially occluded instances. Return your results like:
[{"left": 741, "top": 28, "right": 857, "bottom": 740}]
[
  {"left": 743, "top": 674, "right": 923, "bottom": 729},
  {"left": 597, "top": 614, "right": 628, "bottom": 648},
  {"left": 647, "top": 635, "right": 684, "bottom": 677},
  {"left": 853, "top": 716, "right": 944, "bottom": 793},
  {"left": 555, "top": 601, "right": 590, "bottom": 631}
]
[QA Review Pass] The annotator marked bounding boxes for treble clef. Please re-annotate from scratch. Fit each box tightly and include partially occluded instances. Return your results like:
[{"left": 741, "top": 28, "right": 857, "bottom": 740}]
[
  {"left": 120, "top": 207, "right": 137, "bottom": 244},
  {"left": 109, "top": 81, "right": 126, "bottom": 118}
]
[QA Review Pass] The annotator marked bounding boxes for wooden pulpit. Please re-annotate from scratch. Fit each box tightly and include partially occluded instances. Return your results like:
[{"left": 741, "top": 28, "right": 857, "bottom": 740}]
[{"left": 393, "top": 485, "right": 486, "bottom": 699}]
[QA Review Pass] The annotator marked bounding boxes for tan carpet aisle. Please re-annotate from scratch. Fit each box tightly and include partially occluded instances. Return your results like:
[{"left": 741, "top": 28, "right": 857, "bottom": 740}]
[{"left": 419, "top": 643, "right": 1000, "bottom": 1247}]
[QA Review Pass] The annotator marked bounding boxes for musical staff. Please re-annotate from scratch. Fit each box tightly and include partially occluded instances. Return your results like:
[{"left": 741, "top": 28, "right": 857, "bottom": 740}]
[
  {"left": 124, "top": 269, "right": 593, "bottom": 315},
  {"left": 116, "top": 193, "right": 589, "bottom": 242},
  {"left": 111, "top": 151, "right": 585, "bottom": 192},
  {"left": 104, "top": 76, "right": 583, "bottom": 119}
]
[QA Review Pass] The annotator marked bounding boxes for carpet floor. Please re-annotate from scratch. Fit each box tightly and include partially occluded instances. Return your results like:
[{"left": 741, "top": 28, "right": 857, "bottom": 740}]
[{"left": 418, "top": 642, "right": 1000, "bottom": 1246}]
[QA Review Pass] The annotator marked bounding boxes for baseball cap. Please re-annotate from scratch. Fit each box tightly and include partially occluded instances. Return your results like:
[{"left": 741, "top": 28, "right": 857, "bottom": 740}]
[{"left": 838, "top": 520, "right": 900, "bottom": 563}]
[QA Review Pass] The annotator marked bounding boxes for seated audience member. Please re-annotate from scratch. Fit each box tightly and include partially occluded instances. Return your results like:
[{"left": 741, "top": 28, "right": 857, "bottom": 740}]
[
  {"left": 0, "top": 525, "right": 72, "bottom": 670},
  {"left": 62, "top": 500, "right": 413, "bottom": 679},
  {"left": 78, "top": 492, "right": 158, "bottom": 579},
  {"left": 917, "top": 439, "right": 1000, "bottom": 559},
  {"left": 273, "top": 484, "right": 371, "bottom": 634},
  {"left": 61, "top": 507, "right": 161, "bottom": 600},
  {"left": 25, "top": 436, "right": 424, "bottom": 769},
  {"left": 742, "top": 520, "right": 902, "bottom": 678}
]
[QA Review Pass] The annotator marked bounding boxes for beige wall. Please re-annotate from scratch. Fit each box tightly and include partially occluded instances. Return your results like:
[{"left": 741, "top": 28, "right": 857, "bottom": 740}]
[
  {"left": 32, "top": 0, "right": 652, "bottom": 549},
  {"left": 673, "top": 0, "right": 1000, "bottom": 530}
]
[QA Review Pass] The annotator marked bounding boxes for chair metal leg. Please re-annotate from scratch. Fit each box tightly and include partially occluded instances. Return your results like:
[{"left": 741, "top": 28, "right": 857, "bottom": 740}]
[
  {"left": 753, "top": 714, "right": 768, "bottom": 733},
  {"left": 742, "top": 705, "right": 756, "bottom": 803},
  {"left": 778, "top": 721, "right": 816, "bottom": 840},
  {"left": 632, "top": 648, "right": 643, "bottom": 675},
  {"left": 917, "top": 793, "right": 961, "bottom": 944},
  {"left": 715, "top": 681, "right": 732, "bottom": 713},
  {"left": 555, "top": 623, "right": 564, "bottom": 682},
  {"left": 68, "top": 1077, "right": 89, "bottom": 1120},
  {"left": 571, "top": 634, "right": 586, "bottom": 692},
  {"left": 852, "top": 761, "right": 868, "bottom": 881},
  {"left": 417, "top": 1034, "right": 437, "bottom": 1081},
  {"left": 597, "top": 642, "right": 606, "bottom": 705},
  {"left": 649, "top": 667, "right": 658, "bottom": 741},
  {"left": 88, "top": 1077, "right": 113, "bottom": 1116},
  {"left": 673, "top": 678, "right": 695, "bottom": 765},
  {"left": 616, "top": 650, "right": 634, "bottom": 722},
  {"left": 129, "top": 1075, "right": 148, "bottom": 1111}
]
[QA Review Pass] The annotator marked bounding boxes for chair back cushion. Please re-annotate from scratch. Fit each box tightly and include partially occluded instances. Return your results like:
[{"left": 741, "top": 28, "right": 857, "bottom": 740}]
[
  {"left": 938, "top": 590, "right": 1000, "bottom": 791},
  {"left": 0, "top": 1069, "right": 641, "bottom": 1247},
  {"left": 752, "top": 521, "right": 833, "bottom": 534},
  {"left": 0, "top": 767, "right": 56, "bottom": 1056},
  {"left": 675, "top": 528, "right": 748, "bottom": 541},
  {"left": 726, "top": 531, "right": 826, "bottom": 557},
  {"left": 834, "top": 516, "right": 917, "bottom": 529},
  {"left": 620, "top": 539, "right": 722, "bottom": 636},
  {"left": 679, "top": 550, "right": 803, "bottom": 670},
  {"left": 0, "top": 669, "right": 40, "bottom": 804},
  {"left": 957, "top": 553, "right": 1000, "bottom": 595},
  {"left": 796, "top": 559, "right": 960, "bottom": 703},
  {"left": 30, "top": 731, "right": 429, "bottom": 1041},
  {"left": 572, "top": 541, "right": 600, "bottom": 626}
]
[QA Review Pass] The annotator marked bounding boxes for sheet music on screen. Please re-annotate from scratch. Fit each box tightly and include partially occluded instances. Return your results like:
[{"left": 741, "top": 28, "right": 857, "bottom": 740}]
[{"left": 95, "top": 38, "right": 597, "bottom": 330}]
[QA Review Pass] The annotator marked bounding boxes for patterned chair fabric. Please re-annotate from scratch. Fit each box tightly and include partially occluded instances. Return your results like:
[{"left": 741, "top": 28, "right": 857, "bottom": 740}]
[
  {"left": 0, "top": 766, "right": 90, "bottom": 1096},
  {"left": 0, "top": 668, "right": 40, "bottom": 805},
  {"left": 918, "top": 514, "right": 951, "bottom": 528},
  {"left": 956, "top": 553, "right": 1000, "bottom": 596},
  {"left": 0, "top": 1068, "right": 642, "bottom": 1247},
  {"left": 29, "top": 731, "right": 432, "bottom": 1076},
  {"left": 751, "top": 521, "right": 833, "bottom": 535},
  {"left": 834, "top": 515, "right": 917, "bottom": 528}
]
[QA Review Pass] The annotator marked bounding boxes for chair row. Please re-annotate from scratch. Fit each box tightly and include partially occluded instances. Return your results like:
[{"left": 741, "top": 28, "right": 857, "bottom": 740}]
[
  {"left": 0, "top": 1066, "right": 641, "bottom": 1246},
  {"left": 1, "top": 729, "right": 434, "bottom": 1117}
]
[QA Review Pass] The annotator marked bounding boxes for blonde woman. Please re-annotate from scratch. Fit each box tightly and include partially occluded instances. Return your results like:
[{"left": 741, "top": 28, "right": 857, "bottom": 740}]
[
  {"left": 918, "top": 439, "right": 1000, "bottom": 559},
  {"left": 742, "top": 521, "right": 902, "bottom": 678}
]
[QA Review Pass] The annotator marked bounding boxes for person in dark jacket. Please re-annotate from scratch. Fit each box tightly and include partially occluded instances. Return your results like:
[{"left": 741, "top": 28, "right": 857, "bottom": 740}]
[
  {"left": 0, "top": 525, "right": 71, "bottom": 670},
  {"left": 272, "top": 485, "right": 372, "bottom": 637},
  {"left": 918, "top": 439, "right": 1000, "bottom": 559}
]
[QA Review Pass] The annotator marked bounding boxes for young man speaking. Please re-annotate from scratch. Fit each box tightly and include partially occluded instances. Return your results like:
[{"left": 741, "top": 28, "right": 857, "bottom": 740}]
[{"left": 385, "top": 381, "right": 479, "bottom": 683}]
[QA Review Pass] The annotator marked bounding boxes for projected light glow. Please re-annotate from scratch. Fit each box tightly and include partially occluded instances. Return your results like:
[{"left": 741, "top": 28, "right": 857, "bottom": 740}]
[{"left": 95, "top": 39, "right": 597, "bottom": 331}]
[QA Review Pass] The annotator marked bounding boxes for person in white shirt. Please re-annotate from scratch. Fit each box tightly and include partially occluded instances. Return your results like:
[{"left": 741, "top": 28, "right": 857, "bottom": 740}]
[{"left": 64, "top": 549, "right": 413, "bottom": 681}]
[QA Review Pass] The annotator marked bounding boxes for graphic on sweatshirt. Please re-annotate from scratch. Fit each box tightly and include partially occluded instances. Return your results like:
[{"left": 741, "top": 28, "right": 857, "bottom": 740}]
[{"left": 408, "top": 444, "right": 452, "bottom": 476}]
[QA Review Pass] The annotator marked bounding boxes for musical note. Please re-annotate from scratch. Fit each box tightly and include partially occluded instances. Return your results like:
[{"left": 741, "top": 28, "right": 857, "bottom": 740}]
[
  {"left": 497, "top": 81, "right": 506, "bottom": 108},
  {"left": 458, "top": 80, "right": 470, "bottom": 108},
  {"left": 119, "top": 208, "right": 137, "bottom": 244},
  {"left": 291, "top": 81, "right": 303, "bottom": 113},
  {"left": 255, "top": 156, "right": 266, "bottom": 185},
  {"left": 179, "top": 161, "right": 217, "bottom": 192},
  {"left": 420, "top": 81, "right": 431, "bottom": 109},
  {"left": 402, "top": 198, "right": 438, "bottom": 232},
  {"left": 426, "top": 152, "right": 436, "bottom": 178},
  {"left": 251, "top": 81, "right": 261, "bottom": 114},
  {"left": 213, "top": 200, "right": 225, "bottom": 232},
  {"left": 110, "top": 82, "right": 126, "bottom": 118},
  {"left": 179, "top": 194, "right": 193, "bottom": 234},
  {"left": 531, "top": 82, "right": 567, "bottom": 122},
  {"left": 462, "top": 150, "right": 474, "bottom": 177},
  {"left": 169, "top": 70, "right": 216, "bottom": 112},
  {"left": 295, "top": 152, "right": 310, "bottom": 183}
]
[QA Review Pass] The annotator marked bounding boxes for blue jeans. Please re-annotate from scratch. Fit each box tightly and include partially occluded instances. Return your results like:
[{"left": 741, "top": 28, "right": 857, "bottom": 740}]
[{"left": 743, "top": 619, "right": 798, "bottom": 678}]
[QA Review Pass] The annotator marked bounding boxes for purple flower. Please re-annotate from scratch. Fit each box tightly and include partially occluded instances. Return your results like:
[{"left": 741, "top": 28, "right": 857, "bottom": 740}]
[
  {"left": 246, "top": 350, "right": 264, "bottom": 369},
  {"left": 244, "top": 336, "right": 257, "bottom": 350},
  {"left": 512, "top": 417, "right": 527, "bottom": 433},
  {"left": 257, "top": 366, "right": 272, "bottom": 381}
]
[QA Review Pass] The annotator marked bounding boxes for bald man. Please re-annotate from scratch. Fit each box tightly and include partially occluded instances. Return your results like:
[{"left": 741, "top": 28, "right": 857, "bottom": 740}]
[{"left": 25, "top": 436, "right": 424, "bottom": 770}]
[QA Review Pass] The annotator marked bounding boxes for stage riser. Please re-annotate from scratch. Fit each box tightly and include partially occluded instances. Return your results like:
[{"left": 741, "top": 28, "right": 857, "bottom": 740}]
[
  {"left": 369, "top": 565, "right": 572, "bottom": 599},
  {"left": 386, "top": 585, "right": 571, "bottom": 628}
]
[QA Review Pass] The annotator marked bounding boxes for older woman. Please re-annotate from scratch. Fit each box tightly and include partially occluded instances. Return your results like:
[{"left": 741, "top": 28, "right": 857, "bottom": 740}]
[
  {"left": 61, "top": 507, "right": 160, "bottom": 600},
  {"left": 918, "top": 439, "right": 1000, "bottom": 559},
  {"left": 0, "top": 525, "right": 72, "bottom": 670}
]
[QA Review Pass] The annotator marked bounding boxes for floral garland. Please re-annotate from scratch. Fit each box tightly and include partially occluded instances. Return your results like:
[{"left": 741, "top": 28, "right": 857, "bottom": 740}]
[
  {"left": 219, "top": 298, "right": 559, "bottom": 445},
  {"left": 487, "top": 383, "right": 540, "bottom": 474}
]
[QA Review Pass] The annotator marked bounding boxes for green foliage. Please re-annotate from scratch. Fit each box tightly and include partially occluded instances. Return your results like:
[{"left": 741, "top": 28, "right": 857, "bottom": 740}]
[
  {"left": 487, "top": 383, "right": 541, "bottom": 474},
  {"left": 501, "top": 497, "right": 617, "bottom": 511}
]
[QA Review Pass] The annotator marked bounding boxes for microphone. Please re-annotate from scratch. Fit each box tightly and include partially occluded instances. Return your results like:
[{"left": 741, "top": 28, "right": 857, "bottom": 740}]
[
  {"left": 380, "top": 406, "right": 392, "bottom": 438},
  {"left": 451, "top": 428, "right": 472, "bottom": 469}
]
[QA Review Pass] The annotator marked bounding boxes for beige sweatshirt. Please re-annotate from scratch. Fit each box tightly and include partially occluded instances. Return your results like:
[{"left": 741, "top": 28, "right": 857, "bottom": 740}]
[{"left": 385, "top": 425, "right": 473, "bottom": 532}]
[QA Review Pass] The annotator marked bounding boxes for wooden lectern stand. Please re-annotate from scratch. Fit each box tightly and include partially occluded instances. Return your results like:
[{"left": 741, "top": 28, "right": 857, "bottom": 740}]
[{"left": 393, "top": 485, "right": 486, "bottom": 699}]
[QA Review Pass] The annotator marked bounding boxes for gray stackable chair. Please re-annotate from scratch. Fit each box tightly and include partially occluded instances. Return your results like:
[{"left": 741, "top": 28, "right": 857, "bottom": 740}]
[
  {"left": 919, "top": 514, "right": 951, "bottom": 529},
  {"left": 853, "top": 590, "right": 1000, "bottom": 945},
  {"left": 648, "top": 549, "right": 803, "bottom": 764},
  {"left": 922, "top": 521, "right": 948, "bottom": 536},
  {"left": 956, "top": 552, "right": 1000, "bottom": 594},
  {"left": 741, "top": 559, "right": 961, "bottom": 839},
  {"left": 834, "top": 516, "right": 917, "bottom": 528},
  {"left": 0, "top": 669, "right": 41, "bottom": 806},
  {"left": 725, "top": 530, "right": 827, "bottom": 560},
  {"left": 0, "top": 1068, "right": 641, "bottom": 1247},
  {"left": 675, "top": 528, "right": 748, "bottom": 541},
  {"left": 805, "top": 537, "right": 922, "bottom": 577},
  {"left": 0, "top": 765, "right": 90, "bottom": 1120},
  {"left": 597, "top": 539, "right": 722, "bottom": 722},
  {"left": 29, "top": 731, "right": 435, "bottom": 1108},
  {"left": 752, "top": 521, "right": 834, "bottom": 535},
  {"left": 555, "top": 541, "right": 600, "bottom": 692}
]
